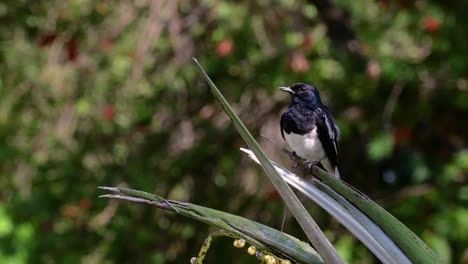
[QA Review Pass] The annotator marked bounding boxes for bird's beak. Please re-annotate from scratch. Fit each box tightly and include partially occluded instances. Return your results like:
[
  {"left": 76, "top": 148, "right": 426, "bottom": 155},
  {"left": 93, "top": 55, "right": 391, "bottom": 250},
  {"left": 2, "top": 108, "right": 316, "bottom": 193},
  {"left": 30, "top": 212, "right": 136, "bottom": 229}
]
[{"left": 278, "top": 87, "right": 295, "bottom": 94}]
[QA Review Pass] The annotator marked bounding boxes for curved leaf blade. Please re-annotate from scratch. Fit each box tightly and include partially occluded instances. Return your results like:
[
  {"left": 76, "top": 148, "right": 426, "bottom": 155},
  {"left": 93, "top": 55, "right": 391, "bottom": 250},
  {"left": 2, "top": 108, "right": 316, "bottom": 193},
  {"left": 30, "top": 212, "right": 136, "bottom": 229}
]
[
  {"left": 309, "top": 166, "right": 442, "bottom": 263},
  {"left": 99, "top": 187, "right": 323, "bottom": 264},
  {"left": 240, "top": 148, "right": 411, "bottom": 264}
]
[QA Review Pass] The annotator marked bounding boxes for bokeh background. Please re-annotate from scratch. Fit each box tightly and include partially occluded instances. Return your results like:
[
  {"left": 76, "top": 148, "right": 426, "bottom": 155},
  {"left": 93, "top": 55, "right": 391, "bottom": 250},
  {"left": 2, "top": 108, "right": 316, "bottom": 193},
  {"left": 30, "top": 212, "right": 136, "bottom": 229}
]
[{"left": 1, "top": 0, "right": 467, "bottom": 263}]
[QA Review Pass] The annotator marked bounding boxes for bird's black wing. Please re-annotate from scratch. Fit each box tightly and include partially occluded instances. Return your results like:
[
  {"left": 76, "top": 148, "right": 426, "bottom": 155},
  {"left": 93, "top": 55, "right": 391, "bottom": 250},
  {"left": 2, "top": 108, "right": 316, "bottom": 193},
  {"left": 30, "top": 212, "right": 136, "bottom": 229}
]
[{"left": 315, "top": 109, "right": 339, "bottom": 168}]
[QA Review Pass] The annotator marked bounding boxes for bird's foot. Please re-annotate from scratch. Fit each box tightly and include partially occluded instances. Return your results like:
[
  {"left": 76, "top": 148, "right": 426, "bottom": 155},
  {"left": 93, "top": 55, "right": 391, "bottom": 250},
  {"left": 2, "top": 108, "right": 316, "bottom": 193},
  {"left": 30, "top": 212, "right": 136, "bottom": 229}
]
[
  {"left": 287, "top": 151, "right": 299, "bottom": 160},
  {"left": 304, "top": 160, "right": 319, "bottom": 173}
]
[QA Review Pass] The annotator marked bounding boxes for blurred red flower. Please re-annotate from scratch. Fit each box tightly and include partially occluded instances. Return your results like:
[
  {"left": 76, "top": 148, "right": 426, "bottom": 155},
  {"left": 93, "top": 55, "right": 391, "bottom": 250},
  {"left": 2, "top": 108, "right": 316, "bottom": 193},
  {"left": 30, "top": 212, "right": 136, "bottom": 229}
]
[
  {"left": 102, "top": 105, "right": 116, "bottom": 121},
  {"left": 423, "top": 16, "right": 440, "bottom": 33},
  {"left": 216, "top": 39, "right": 234, "bottom": 57}
]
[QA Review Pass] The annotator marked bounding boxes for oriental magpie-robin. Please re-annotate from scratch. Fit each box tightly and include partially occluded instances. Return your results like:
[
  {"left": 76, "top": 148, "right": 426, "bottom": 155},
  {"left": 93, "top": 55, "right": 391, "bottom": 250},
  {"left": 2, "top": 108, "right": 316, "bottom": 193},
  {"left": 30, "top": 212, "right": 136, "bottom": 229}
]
[{"left": 279, "top": 83, "right": 340, "bottom": 178}]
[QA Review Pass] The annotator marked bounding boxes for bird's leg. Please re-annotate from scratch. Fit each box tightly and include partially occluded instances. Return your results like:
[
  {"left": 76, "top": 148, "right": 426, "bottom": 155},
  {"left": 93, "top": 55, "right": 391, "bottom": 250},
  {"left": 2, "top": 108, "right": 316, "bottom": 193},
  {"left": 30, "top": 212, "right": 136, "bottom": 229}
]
[
  {"left": 287, "top": 151, "right": 301, "bottom": 168},
  {"left": 287, "top": 150, "right": 299, "bottom": 159},
  {"left": 304, "top": 160, "right": 320, "bottom": 173}
]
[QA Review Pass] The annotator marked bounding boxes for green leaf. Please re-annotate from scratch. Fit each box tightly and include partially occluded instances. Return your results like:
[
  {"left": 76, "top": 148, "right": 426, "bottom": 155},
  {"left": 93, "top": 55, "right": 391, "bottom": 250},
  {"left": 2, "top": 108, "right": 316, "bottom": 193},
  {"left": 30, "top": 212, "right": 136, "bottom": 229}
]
[
  {"left": 309, "top": 167, "right": 442, "bottom": 263},
  {"left": 99, "top": 187, "right": 323, "bottom": 264},
  {"left": 241, "top": 148, "right": 410, "bottom": 264}
]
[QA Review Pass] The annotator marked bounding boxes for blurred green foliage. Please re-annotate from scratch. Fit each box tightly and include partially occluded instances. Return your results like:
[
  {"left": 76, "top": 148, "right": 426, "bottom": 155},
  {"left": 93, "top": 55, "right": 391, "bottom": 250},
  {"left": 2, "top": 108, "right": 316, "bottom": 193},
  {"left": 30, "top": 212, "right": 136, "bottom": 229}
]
[{"left": 0, "top": 0, "right": 466, "bottom": 263}]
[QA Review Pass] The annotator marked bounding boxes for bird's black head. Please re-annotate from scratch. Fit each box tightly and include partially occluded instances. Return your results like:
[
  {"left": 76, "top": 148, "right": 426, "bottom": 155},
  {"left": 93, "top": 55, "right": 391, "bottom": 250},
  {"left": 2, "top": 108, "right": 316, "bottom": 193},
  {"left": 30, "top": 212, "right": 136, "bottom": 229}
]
[{"left": 279, "top": 83, "right": 322, "bottom": 106}]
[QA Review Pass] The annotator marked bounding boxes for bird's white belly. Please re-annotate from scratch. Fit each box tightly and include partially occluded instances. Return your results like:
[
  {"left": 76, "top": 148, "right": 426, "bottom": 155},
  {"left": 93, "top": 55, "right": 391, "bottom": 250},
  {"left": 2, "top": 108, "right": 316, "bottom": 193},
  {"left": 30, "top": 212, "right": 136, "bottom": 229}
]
[{"left": 284, "top": 128, "right": 326, "bottom": 161}]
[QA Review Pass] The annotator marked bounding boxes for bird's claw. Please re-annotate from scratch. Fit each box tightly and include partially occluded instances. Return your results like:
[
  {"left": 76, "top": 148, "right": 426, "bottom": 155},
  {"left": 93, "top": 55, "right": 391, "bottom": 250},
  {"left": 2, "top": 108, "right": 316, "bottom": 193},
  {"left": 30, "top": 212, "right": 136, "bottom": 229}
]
[
  {"left": 304, "top": 160, "right": 319, "bottom": 168},
  {"left": 286, "top": 151, "right": 318, "bottom": 172},
  {"left": 304, "top": 160, "right": 319, "bottom": 173},
  {"left": 287, "top": 151, "right": 299, "bottom": 160}
]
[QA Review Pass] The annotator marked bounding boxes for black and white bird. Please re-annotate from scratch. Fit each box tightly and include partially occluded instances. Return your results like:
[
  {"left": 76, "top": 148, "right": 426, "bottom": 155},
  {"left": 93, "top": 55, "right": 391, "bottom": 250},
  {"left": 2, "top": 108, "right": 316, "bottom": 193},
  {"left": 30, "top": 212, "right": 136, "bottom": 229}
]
[{"left": 279, "top": 83, "right": 341, "bottom": 178}]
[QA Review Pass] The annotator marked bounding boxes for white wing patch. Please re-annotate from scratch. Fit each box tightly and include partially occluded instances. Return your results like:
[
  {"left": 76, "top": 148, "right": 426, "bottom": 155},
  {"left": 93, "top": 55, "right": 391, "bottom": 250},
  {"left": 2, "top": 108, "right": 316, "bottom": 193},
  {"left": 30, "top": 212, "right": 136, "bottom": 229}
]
[
  {"left": 322, "top": 112, "right": 339, "bottom": 155},
  {"left": 324, "top": 114, "right": 334, "bottom": 140}
]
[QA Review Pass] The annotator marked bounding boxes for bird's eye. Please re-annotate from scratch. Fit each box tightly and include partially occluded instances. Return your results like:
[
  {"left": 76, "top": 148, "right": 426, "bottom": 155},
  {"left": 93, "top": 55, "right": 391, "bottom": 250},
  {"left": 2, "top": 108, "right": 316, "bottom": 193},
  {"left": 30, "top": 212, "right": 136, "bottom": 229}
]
[{"left": 299, "top": 87, "right": 306, "bottom": 93}]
